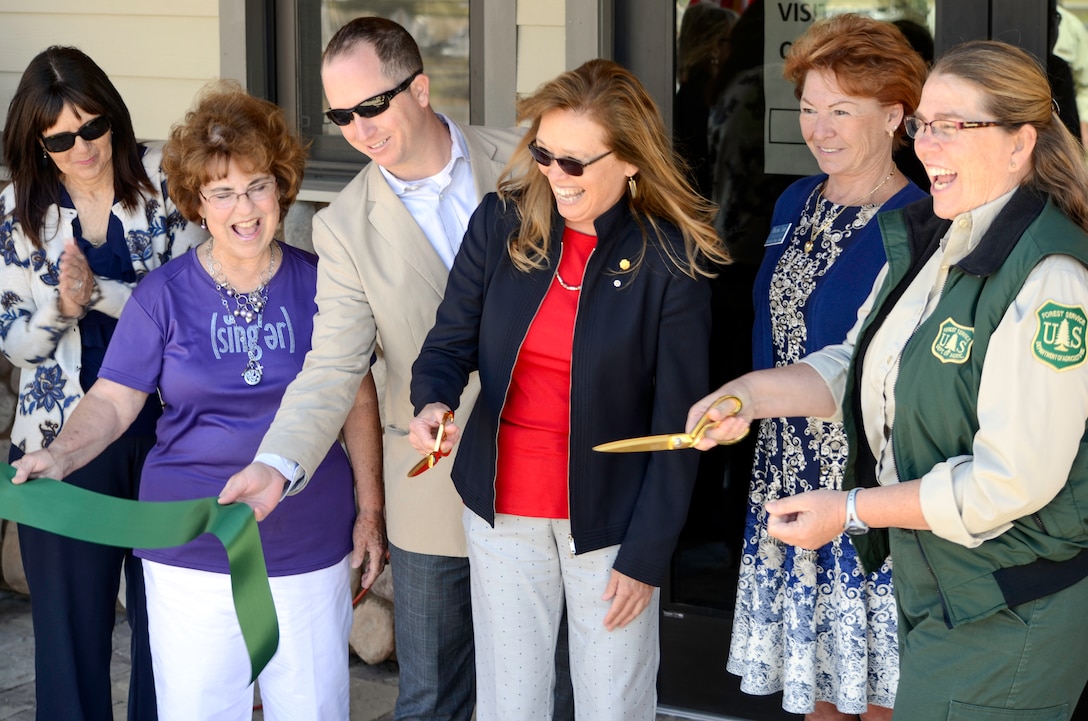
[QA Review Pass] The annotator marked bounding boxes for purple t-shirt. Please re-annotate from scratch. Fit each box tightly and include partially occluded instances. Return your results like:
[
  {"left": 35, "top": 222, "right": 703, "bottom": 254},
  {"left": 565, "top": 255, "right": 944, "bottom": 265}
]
[{"left": 100, "top": 243, "right": 354, "bottom": 576}]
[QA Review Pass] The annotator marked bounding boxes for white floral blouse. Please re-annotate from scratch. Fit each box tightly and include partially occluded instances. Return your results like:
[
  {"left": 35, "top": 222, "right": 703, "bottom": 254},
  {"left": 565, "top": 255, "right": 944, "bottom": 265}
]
[{"left": 0, "top": 143, "right": 203, "bottom": 453}]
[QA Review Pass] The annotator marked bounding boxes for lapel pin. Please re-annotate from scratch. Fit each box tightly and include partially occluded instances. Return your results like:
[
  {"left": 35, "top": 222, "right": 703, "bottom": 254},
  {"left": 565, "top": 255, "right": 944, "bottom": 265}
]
[{"left": 619, "top": 258, "right": 631, "bottom": 270}]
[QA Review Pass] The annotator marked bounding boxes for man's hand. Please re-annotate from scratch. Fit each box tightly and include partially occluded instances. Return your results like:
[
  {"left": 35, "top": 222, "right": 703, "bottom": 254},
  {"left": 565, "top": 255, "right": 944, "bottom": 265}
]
[
  {"left": 220, "top": 462, "right": 287, "bottom": 521},
  {"left": 351, "top": 508, "right": 387, "bottom": 589},
  {"left": 601, "top": 569, "right": 654, "bottom": 631}
]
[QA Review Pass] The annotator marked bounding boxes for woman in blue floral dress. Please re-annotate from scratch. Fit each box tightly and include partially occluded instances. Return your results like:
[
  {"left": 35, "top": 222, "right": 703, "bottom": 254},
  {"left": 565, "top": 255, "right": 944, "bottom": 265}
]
[
  {"left": 726, "top": 16, "right": 927, "bottom": 719},
  {"left": 0, "top": 47, "right": 201, "bottom": 721}
]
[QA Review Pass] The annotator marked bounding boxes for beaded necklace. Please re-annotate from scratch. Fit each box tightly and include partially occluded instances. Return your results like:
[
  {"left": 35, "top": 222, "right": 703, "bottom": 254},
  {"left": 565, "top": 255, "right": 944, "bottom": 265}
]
[
  {"left": 804, "top": 168, "right": 896, "bottom": 253},
  {"left": 206, "top": 239, "right": 277, "bottom": 386}
]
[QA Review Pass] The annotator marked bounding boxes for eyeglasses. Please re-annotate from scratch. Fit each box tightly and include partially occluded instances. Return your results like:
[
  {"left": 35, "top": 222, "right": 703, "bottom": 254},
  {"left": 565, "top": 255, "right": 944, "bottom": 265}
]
[
  {"left": 41, "top": 116, "right": 111, "bottom": 153},
  {"left": 324, "top": 70, "right": 422, "bottom": 126},
  {"left": 903, "top": 116, "right": 1007, "bottom": 142},
  {"left": 527, "top": 142, "right": 613, "bottom": 177},
  {"left": 200, "top": 178, "right": 278, "bottom": 210}
]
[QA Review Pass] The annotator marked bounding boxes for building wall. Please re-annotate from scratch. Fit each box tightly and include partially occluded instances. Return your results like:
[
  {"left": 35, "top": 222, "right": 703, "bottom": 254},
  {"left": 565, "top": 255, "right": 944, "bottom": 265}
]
[
  {"left": 517, "top": 0, "right": 565, "bottom": 96},
  {"left": 0, "top": 0, "right": 220, "bottom": 142},
  {"left": 0, "top": 0, "right": 585, "bottom": 139}
]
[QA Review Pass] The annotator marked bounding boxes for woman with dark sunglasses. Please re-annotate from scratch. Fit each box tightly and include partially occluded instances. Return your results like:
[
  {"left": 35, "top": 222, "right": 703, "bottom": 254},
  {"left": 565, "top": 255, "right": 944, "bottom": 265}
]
[
  {"left": 409, "top": 59, "right": 729, "bottom": 721},
  {"left": 0, "top": 46, "right": 203, "bottom": 721}
]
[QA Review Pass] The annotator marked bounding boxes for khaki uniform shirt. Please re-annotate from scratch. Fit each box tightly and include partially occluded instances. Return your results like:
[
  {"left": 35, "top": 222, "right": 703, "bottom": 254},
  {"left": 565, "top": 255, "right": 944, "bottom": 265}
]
[{"left": 804, "top": 190, "right": 1088, "bottom": 548}]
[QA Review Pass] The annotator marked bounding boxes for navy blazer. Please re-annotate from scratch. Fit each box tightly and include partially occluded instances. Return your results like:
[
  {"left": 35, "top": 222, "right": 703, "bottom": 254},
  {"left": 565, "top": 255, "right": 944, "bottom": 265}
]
[{"left": 412, "top": 192, "right": 712, "bottom": 586}]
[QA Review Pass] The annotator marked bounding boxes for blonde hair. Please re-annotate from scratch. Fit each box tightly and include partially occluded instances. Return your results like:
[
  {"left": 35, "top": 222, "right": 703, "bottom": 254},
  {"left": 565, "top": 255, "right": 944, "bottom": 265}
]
[
  {"left": 498, "top": 59, "right": 729, "bottom": 278},
  {"left": 931, "top": 40, "right": 1088, "bottom": 232}
]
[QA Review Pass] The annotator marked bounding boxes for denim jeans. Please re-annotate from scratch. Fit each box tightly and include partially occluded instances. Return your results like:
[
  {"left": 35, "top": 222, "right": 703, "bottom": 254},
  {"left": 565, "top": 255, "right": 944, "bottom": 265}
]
[{"left": 388, "top": 543, "right": 475, "bottom": 721}]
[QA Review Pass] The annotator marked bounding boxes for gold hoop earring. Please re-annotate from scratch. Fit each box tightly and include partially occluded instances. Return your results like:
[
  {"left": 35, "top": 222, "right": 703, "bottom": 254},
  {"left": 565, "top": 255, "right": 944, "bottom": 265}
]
[{"left": 627, "top": 175, "right": 638, "bottom": 199}]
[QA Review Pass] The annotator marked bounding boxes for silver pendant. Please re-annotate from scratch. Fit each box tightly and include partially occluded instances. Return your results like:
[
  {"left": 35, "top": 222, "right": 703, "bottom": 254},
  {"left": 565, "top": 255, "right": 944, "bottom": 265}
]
[{"left": 243, "top": 360, "right": 263, "bottom": 386}]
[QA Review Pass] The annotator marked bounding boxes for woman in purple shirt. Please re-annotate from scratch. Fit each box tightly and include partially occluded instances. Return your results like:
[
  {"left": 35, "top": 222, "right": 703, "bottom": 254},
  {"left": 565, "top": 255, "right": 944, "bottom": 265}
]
[{"left": 13, "top": 85, "right": 386, "bottom": 721}]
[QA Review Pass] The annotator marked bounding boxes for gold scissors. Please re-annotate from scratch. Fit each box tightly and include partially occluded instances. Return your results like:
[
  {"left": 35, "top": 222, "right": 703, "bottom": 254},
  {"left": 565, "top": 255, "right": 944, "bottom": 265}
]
[
  {"left": 592, "top": 395, "right": 746, "bottom": 453},
  {"left": 407, "top": 411, "right": 454, "bottom": 477}
]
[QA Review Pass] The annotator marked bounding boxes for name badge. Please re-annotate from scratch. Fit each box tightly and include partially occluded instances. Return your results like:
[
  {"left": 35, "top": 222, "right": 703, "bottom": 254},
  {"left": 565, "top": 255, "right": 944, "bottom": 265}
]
[{"left": 765, "top": 223, "right": 792, "bottom": 247}]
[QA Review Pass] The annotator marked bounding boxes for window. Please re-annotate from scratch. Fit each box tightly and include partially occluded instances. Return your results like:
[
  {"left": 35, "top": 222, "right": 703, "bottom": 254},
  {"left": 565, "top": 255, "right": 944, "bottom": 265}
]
[
  {"left": 303, "top": 0, "right": 469, "bottom": 187},
  {"left": 252, "top": 0, "right": 471, "bottom": 192}
]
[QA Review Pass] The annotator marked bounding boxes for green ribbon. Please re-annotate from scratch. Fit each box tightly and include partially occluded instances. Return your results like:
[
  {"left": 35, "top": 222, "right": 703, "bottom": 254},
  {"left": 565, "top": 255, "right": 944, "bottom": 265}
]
[{"left": 0, "top": 462, "right": 278, "bottom": 682}]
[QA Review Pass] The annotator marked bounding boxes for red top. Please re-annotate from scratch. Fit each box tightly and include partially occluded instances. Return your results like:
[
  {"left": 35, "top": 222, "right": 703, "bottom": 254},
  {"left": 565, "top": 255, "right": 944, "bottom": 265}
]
[{"left": 494, "top": 227, "right": 598, "bottom": 518}]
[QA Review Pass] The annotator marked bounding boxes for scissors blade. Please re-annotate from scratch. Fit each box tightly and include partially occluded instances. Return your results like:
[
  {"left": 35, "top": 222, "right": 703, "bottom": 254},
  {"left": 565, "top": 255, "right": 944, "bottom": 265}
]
[
  {"left": 406, "top": 455, "right": 436, "bottom": 478},
  {"left": 592, "top": 434, "right": 693, "bottom": 453},
  {"left": 407, "top": 410, "right": 455, "bottom": 477}
]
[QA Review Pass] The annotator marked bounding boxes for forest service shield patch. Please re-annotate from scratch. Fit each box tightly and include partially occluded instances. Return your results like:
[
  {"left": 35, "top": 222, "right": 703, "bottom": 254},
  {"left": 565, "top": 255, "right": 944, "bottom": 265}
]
[
  {"left": 1033, "top": 300, "right": 1088, "bottom": 372},
  {"left": 931, "top": 317, "right": 974, "bottom": 364}
]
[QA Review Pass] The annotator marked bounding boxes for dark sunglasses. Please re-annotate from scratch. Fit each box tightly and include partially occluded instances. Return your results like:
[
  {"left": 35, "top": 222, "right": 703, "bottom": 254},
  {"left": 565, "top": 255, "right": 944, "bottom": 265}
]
[
  {"left": 528, "top": 142, "right": 613, "bottom": 177},
  {"left": 325, "top": 70, "right": 422, "bottom": 126},
  {"left": 41, "top": 116, "right": 112, "bottom": 153}
]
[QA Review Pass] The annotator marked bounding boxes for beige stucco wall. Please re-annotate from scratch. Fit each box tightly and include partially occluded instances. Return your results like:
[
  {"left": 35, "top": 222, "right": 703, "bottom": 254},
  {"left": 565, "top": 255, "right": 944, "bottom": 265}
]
[
  {"left": 0, "top": 0, "right": 587, "bottom": 139},
  {"left": 0, "top": 0, "right": 220, "bottom": 142},
  {"left": 517, "top": 0, "right": 565, "bottom": 96}
]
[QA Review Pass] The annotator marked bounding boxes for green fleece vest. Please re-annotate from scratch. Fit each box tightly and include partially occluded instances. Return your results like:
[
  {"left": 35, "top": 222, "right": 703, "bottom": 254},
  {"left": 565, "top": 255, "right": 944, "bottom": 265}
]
[{"left": 844, "top": 192, "right": 1088, "bottom": 627}]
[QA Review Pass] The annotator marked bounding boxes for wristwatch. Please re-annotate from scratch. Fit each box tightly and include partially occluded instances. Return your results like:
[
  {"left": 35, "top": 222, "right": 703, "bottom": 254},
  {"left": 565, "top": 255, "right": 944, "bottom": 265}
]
[{"left": 843, "top": 487, "right": 870, "bottom": 536}]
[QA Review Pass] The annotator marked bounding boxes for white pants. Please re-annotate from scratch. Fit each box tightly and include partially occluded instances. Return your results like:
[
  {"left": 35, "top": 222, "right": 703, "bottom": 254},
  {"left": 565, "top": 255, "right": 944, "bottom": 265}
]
[
  {"left": 465, "top": 509, "right": 660, "bottom": 721},
  {"left": 143, "top": 556, "right": 352, "bottom": 721}
]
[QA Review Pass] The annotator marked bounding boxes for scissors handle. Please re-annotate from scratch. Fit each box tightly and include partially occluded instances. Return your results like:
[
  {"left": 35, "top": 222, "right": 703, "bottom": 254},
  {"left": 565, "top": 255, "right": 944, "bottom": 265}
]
[
  {"left": 432, "top": 410, "right": 455, "bottom": 453},
  {"left": 408, "top": 410, "right": 456, "bottom": 478},
  {"left": 689, "top": 394, "right": 743, "bottom": 444}
]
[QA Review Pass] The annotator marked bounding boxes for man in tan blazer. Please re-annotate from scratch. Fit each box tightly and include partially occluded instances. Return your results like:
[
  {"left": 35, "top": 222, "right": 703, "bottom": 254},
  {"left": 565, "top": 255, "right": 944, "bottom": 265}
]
[{"left": 220, "top": 16, "right": 521, "bottom": 721}]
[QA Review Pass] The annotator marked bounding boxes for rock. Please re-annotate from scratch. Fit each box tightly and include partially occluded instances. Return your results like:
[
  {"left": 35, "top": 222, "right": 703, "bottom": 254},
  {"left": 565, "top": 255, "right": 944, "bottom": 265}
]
[
  {"left": 283, "top": 201, "right": 316, "bottom": 254},
  {"left": 349, "top": 562, "right": 362, "bottom": 599},
  {"left": 369, "top": 564, "right": 394, "bottom": 603},
  {"left": 0, "top": 387, "right": 14, "bottom": 435},
  {"left": 349, "top": 593, "right": 395, "bottom": 665},
  {"left": 2, "top": 522, "right": 29, "bottom": 595}
]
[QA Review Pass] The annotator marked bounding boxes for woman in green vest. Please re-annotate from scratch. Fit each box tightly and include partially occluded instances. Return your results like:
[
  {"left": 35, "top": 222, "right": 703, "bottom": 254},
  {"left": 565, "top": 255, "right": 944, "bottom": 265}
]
[{"left": 688, "top": 40, "right": 1088, "bottom": 720}]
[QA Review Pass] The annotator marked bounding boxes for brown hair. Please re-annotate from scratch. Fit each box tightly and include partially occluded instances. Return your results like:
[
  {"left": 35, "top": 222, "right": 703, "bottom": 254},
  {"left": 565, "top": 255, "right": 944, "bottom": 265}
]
[
  {"left": 321, "top": 16, "right": 423, "bottom": 82},
  {"left": 162, "top": 82, "right": 308, "bottom": 223},
  {"left": 3, "top": 46, "right": 155, "bottom": 248},
  {"left": 783, "top": 14, "right": 927, "bottom": 149},
  {"left": 498, "top": 59, "right": 729, "bottom": 278},
  {"left": 930, "top": 40, "right": 1088, "bottom": 232}
]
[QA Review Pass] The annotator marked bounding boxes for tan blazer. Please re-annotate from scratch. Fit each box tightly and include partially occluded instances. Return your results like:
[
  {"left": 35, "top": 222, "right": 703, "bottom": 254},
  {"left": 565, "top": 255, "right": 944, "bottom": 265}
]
[{"left": 259, "top": 122, "right": 522, "bottom": 556}]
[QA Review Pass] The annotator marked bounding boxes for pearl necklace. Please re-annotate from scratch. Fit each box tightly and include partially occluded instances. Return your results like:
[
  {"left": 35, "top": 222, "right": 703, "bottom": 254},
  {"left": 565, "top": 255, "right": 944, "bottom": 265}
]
[
  {"left": 804, "top": 168, "right": 896, "bottom": 253},
  {"left": 206, "top": 239, "right": 277, "bottom": 386},
  {"left": 555, "top": 272, "right": 582, "bottom": 292}
]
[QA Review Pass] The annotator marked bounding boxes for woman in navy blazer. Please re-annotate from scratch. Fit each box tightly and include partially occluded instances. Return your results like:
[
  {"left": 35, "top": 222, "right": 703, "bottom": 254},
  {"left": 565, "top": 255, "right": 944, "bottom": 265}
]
[{"left": 409, "top": 59, "right": 729, "bottom": 721}]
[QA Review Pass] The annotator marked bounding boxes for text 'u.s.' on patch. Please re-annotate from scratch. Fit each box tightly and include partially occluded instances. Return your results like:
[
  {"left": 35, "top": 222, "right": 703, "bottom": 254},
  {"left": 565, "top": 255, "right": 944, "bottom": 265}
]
[
  {"left": 931, "top": 317, "right": 974, "bottom": 364},
  {"left": 1033, "top": 300, "right": 1088, "bottom": 372}
]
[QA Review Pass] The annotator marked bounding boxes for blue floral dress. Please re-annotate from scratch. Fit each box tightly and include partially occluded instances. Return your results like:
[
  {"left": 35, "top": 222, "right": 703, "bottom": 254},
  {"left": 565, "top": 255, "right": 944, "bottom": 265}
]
[{"left": 727, "top": 174, "right": 924, "bottom": 714}]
